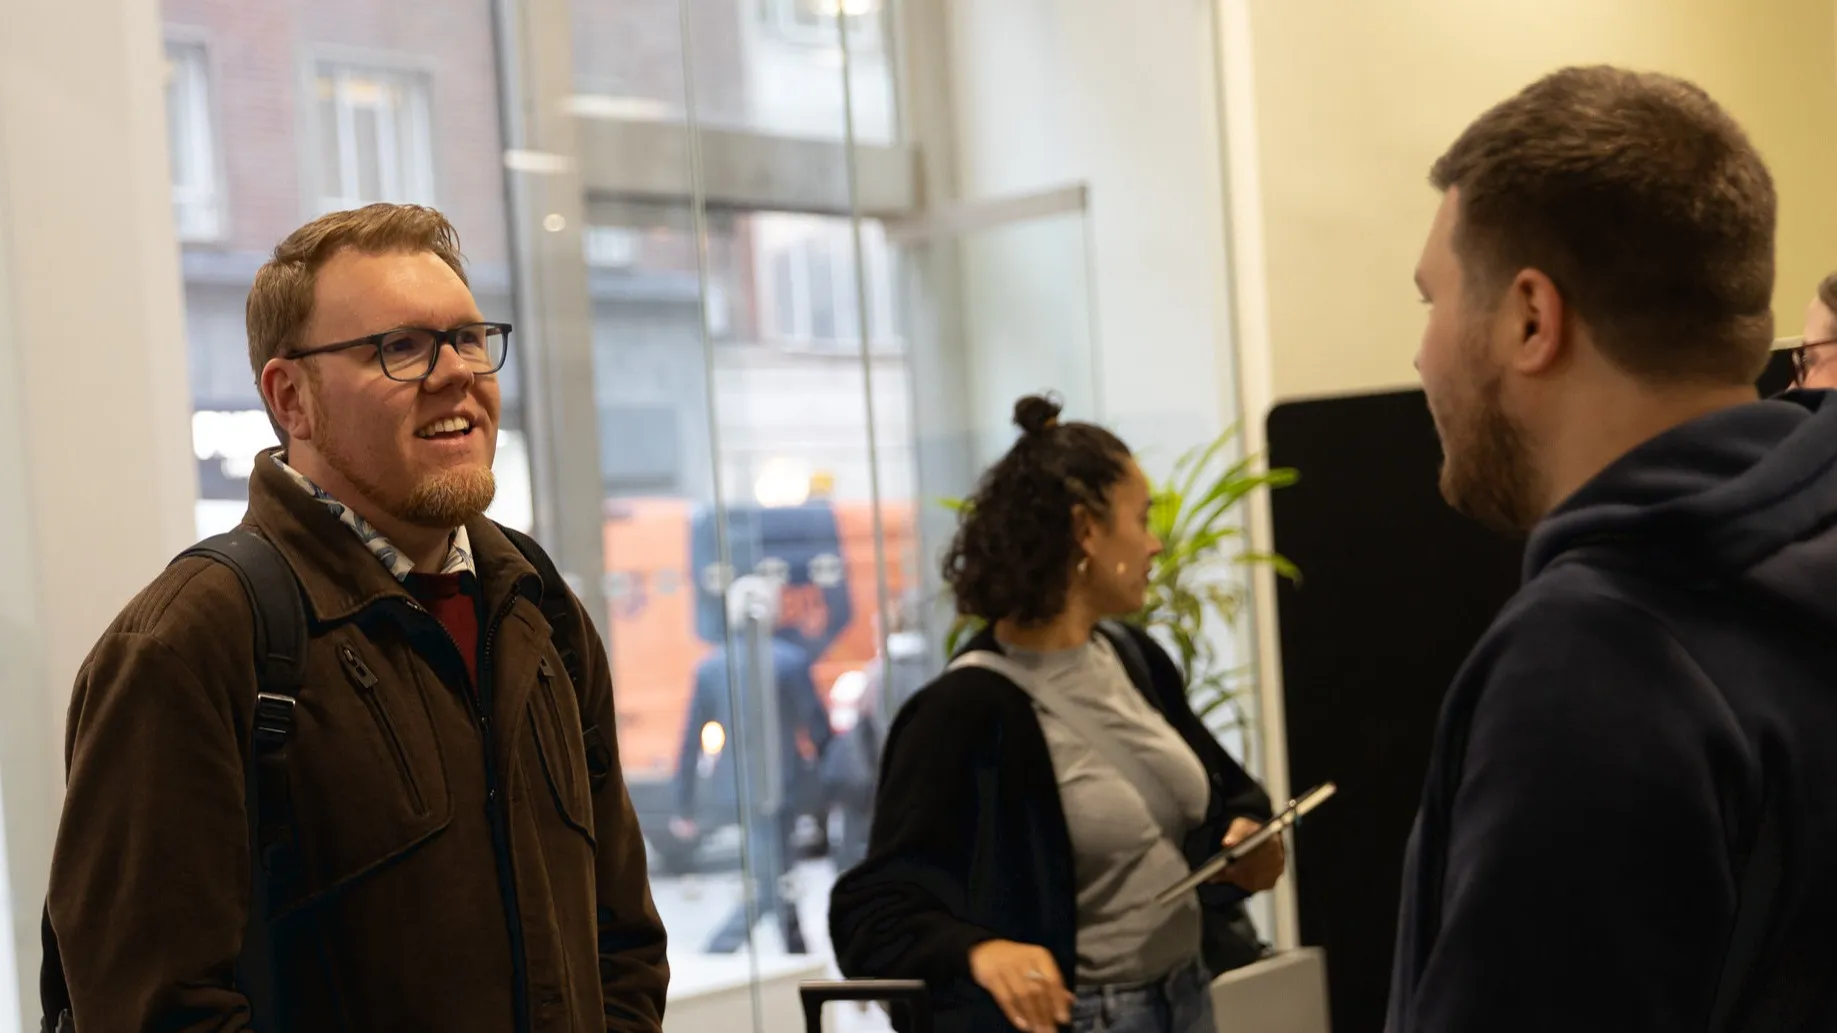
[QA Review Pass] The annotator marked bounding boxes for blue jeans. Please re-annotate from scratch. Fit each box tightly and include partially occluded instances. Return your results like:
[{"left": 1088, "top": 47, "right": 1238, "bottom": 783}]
[{"left": 1071, "top": 958, "right": 1214, "bottom": 1033}]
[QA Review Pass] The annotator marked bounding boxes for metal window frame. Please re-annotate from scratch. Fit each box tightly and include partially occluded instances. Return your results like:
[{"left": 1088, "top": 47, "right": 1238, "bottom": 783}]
[
  {"left": 573, "top": 116, "right": 917, "bottom": 216},
  {"left": 492, "top": 0, "right": 607, "bottom": 624}
]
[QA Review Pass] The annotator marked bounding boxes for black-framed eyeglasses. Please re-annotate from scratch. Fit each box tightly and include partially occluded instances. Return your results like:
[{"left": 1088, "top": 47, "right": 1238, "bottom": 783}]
[
  {"left": 284, "top": 322, "right": 513, "bottom": 382},
  {"left": 1779, "top": 335, "right": 1837, "bottom": 387}
]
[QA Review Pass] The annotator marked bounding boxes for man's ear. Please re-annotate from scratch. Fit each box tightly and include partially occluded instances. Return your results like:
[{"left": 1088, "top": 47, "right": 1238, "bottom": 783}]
[
  {"left": 1504, "top": 268, "right": 1568, "bottom": 376},
  {"left": 261, "top": 359, "right": 314, "bottom": 443}
]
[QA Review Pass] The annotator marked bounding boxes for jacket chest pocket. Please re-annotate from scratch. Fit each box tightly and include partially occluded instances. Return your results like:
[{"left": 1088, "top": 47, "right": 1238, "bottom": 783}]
[
  {"left": 339, "top": 645, "right": 429, "bottom": 816},
  {"left": 528, "top": 654, "right": 597, "bottom": 847},
  {"left": 281, "top": 637, "right": 455, "bottom": 910}
]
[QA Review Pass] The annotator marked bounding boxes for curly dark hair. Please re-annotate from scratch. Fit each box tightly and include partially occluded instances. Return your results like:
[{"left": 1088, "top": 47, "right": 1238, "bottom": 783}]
[{"left": 942, "top": 394, "right": 1133, "bottom": 626}]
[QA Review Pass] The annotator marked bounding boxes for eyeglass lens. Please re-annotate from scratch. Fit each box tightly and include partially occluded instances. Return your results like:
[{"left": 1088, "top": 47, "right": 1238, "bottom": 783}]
[{"left": 378, "top": 325, "right": 507, "bottom": 380}]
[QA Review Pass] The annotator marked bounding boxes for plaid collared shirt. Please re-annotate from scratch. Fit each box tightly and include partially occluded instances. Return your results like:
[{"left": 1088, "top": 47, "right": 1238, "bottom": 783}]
[{"left": 272, "top": 455, "right": 476, "bottom": 579}]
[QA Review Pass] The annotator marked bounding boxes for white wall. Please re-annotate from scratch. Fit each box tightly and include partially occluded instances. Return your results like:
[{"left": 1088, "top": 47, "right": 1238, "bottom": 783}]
[
  {"left": 0, "top": 1, "right": 200, "bottom": 1026},
  {"left": 941, "top": 0, "right": 1239, "bottom": 470}
]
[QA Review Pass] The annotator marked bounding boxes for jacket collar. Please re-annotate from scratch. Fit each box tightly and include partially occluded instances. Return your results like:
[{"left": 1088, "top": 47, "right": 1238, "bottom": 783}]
[
  {"left": 244, "top": 447, "right": 541, "bottom": 624},
  {"left": 268, "top": 454, "right": 477, "bottom": 579}
]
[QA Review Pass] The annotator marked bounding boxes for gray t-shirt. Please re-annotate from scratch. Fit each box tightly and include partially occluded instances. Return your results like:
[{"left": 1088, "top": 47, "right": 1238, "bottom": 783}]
[{"left": 999, "top": 635, "right": 1211, "bottom": 986}]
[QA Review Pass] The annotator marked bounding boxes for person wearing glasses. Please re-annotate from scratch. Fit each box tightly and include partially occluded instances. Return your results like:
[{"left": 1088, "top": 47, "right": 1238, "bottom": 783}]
[
  {"left": 1784, "top": 272, "right": 1837, "bottom": 388},
  {"left": 43, "top": 204, "right": 668, "bottom": 1031}
]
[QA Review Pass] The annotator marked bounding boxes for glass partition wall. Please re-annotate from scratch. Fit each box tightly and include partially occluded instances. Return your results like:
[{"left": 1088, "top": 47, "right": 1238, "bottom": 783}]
[{"left": 550, "top": 2, "right": 922, "bottom": 1027}]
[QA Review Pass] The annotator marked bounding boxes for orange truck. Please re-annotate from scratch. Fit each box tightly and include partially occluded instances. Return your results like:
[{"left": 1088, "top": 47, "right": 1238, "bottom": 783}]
[{"left": 600, "top": 496, "right": 916, "bottom": 864}]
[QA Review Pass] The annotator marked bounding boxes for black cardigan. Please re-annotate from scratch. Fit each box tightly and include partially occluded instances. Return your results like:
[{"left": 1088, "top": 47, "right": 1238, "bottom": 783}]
[{"left": 828, "top": 622, "right": 1273, "bottom": 1033}]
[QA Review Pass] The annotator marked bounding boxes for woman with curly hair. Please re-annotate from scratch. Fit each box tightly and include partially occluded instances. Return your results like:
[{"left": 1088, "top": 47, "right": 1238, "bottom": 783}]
[{"left": 828, "top": 395, "right": 1284, "bottom": 1033}]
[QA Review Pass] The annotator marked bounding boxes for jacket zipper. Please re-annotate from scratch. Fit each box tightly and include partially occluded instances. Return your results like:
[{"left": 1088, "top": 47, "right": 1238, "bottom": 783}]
[
  {"left": 339, "top": 645, "right": 426, "bottom": 815},
  {"left": 406, "top": 592, "right": 535, "bottom": 1033}
]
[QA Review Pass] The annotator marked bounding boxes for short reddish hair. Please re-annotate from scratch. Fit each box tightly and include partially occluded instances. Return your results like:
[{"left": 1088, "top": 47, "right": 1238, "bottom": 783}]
[{"left": 246, "top": 203, "right": 468, "bottom": 378}]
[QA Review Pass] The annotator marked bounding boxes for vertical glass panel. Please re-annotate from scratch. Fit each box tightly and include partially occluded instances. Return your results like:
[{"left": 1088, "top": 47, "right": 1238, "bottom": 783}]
[
  {"left": 569, "top": 0, "right": 895, "bottom": 144},
  {"left": 568, "top": 0, "right": 911, "bottom": 1026},
  {"left": 887, "top": 203, "right": 1102, "bottom": 712},
  {"left": 905, "top": 210, "right": 1100, "bottom": 468},
  {"left": 163, "top": 0, "right": 530, "bottom": 542},
  {"left": 569, "top": 0, "right": 690, "bottom": 122},
  {"left": 582, "top": 193, "right": 913, "bottom": 1029}
]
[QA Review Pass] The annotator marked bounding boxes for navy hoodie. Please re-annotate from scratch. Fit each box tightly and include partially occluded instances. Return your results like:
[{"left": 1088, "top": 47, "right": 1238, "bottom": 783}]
[{"left": 1387, "top": 393, "right": 1837, "bottom": 1033}]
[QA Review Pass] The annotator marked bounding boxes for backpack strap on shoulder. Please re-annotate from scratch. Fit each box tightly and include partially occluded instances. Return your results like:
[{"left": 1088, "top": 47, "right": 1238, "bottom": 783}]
[
  {"left": 495, "top": 523, "right": 584, "bottom": 685},
  {"left": 177, "top": 529, "right": 305, "bottom": 1033},
  {"left": 495, "top": 522, "right": 612, "bottom": 792},
  {"left": 181, "top": 531, "right": 307, "bottom": 871}
]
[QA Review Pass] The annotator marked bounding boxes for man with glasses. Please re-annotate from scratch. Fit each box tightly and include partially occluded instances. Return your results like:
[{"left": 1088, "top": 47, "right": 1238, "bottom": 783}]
[
  {"left": 1778, "top": 272, "right": 1837, "bottom": 389},
  {"left": 45, "top": 204, "right": 668, "bottom": 1031}
]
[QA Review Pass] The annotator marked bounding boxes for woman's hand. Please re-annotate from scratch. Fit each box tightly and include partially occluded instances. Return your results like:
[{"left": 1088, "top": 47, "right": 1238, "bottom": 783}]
[
  {"left": 968, "top": 939, "right": 1074, "bottom": 1032},
  {"left": 1213, "top": 816, "right": 1286, "bottom": 893}
]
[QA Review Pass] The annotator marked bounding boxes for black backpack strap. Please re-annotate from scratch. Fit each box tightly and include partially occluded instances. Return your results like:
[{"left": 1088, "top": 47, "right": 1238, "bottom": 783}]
[
  {"left": 495, "top": 523, "right": 612, "bottom": 792},
  {"left": 179, "top": 530, "right": 306, "bottom": 1033}
]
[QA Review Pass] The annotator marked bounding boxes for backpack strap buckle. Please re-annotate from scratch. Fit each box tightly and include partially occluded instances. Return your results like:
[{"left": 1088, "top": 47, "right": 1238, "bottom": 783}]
[{"left": 253, "top": 692, "right": 296, "bottom": 753}]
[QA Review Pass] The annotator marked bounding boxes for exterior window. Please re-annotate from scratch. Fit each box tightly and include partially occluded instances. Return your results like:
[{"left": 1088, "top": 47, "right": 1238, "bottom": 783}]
[
  {"left": 313, "top": 63, "right": 435, "bottom": 212},
  {"left": 760, "top": 0, "right": 882, "bottom": 50},
  {"left": 756, "top": 215, "right": 899, "bottom": 351},
  {"left": 164, "top": 41, "right": 223, "bottom": 242}
]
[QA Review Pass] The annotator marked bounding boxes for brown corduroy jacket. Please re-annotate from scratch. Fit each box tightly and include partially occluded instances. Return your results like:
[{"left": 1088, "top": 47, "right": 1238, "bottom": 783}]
[{"left": 47, "top": 454, "right": 668, "bottom": 1032}]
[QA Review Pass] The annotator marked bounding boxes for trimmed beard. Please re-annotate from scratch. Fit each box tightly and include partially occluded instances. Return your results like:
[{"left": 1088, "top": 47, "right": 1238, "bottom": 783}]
[
  {"left": 310, "top": 389, "right": 497, "bottom": 531},
  {"left": 1437, "top": 324, "right": 1541, "bottom": 535},
  {"left": 400, "top": 466, "right": 497, "bottom": 529}
]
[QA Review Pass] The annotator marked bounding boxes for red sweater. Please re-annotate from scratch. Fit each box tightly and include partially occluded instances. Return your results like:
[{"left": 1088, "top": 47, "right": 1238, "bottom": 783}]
[{"left": 404, "top": 572, "right": 480, "bottom": 687}]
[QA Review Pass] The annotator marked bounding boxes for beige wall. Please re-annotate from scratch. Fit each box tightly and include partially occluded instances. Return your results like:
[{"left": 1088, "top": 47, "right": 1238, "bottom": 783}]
[{"left": 1240, "top": 0, "right": 1837, "bottom": 403}]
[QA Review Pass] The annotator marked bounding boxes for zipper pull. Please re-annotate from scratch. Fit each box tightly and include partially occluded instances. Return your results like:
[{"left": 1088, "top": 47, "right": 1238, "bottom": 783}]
[{"left": 340, "top": 645, "right": 379, "bottom": 689}]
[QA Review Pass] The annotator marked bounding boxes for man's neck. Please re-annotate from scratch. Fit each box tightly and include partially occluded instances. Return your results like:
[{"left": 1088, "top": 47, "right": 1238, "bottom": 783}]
[
  {"left": 1538, "top": 380, "right": 1759, "bottom": 515},
  {"left": 284, "top": 452, "right": 455, "bottom": 573}
]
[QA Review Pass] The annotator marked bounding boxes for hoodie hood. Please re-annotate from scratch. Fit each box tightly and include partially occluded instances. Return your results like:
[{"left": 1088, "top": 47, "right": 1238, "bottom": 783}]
[{"left": 1526, "top": 390, "right": 1837, "bottom": 623}]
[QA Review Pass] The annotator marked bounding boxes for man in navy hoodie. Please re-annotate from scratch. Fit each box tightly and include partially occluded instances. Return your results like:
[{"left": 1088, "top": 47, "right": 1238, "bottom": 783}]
[{"left": 1390, "top": 66, "right": 1837, "bottom": 1032}]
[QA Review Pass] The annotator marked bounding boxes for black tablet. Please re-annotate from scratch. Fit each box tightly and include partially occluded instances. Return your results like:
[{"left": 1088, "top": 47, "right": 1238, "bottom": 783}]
[{"left": 1154, "top": 782, "right": 1338, "bottom": 906}]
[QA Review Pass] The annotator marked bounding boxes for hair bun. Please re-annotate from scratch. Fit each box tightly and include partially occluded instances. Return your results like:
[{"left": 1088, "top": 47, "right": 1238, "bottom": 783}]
[{"left": 1012, "top": 394, "right": 1064, "bottom": 436}]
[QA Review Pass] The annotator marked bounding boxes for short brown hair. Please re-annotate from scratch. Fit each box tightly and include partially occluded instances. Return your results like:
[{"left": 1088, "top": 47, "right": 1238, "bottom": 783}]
[
  {"left": 246, "top": 203, "right": 468, "bottom": 381},
  {"left": 1430, "top": 65, "right": 1776, "bottom": 384}
]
